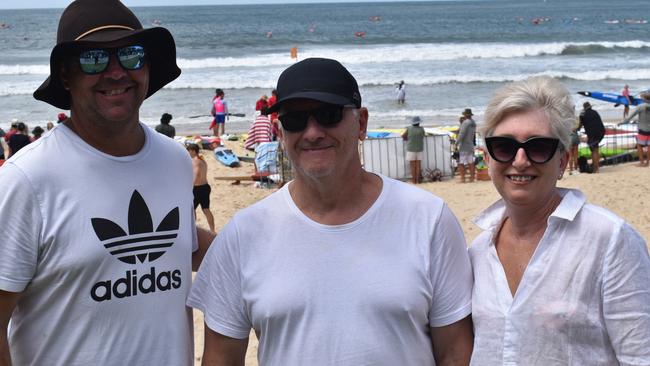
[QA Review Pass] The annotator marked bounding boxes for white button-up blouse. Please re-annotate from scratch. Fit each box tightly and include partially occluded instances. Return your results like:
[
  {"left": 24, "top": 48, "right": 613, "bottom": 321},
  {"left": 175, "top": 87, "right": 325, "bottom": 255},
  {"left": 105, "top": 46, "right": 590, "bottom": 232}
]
[{"left": 469, "top": 188, "right": 650, "bottom": 366}]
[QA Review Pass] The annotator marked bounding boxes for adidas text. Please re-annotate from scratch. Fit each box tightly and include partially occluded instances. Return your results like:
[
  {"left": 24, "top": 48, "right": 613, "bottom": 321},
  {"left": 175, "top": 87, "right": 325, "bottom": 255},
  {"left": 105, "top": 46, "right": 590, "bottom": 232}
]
[{"left": 91, "top": 267, "right": 182, "bottom": 302}]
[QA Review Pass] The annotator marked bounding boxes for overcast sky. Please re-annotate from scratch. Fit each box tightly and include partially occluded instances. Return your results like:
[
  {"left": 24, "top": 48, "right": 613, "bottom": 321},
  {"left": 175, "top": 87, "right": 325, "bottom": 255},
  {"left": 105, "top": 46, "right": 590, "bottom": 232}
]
[{"left": 0, "top": 0, "right": 416, "bottom": 10}]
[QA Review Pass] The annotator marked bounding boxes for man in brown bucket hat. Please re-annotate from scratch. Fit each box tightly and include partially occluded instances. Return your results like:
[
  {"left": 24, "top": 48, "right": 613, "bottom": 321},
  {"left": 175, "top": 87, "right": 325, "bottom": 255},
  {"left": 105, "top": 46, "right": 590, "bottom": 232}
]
[{"left": 0, "top": 1, "right": 213, "bottom": 364}]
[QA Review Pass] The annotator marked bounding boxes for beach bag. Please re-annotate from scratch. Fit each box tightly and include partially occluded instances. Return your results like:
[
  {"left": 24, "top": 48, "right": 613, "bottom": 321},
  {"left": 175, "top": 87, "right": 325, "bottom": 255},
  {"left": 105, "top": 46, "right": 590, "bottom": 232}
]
[
  {"left": 424, "top": 168, "right": 443, "bottom": 182},
  {"left": 578, "top": 156, "right": 592, "bottom": 173}
]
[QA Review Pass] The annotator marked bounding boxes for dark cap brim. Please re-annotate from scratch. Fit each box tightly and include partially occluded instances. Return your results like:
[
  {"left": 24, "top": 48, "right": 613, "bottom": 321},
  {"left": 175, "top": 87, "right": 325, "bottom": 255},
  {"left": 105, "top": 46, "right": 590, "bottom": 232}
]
[{"left": 267, "top": 91, "right": 356, "bottom": 113}]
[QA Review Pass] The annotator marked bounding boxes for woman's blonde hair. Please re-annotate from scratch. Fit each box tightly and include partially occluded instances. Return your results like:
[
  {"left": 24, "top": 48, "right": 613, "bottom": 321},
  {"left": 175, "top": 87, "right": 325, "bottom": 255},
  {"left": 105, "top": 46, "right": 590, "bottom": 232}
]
[{"left": 480, "top": 76, "right": 575, "bottom": 151}]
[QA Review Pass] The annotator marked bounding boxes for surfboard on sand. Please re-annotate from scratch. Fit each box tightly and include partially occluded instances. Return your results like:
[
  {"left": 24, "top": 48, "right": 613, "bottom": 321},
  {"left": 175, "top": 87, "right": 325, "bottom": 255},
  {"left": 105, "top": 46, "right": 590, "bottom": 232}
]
[
  {"left": 578, "top": 91, "right": 645, "bottom": 106},
  {"left": 214, "top": 147, "right": 240, "bottom": 167}
]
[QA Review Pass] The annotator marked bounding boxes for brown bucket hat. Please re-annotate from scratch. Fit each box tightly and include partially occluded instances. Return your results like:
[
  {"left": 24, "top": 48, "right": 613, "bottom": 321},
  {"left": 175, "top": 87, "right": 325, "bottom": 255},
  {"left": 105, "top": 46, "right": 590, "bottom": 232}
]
[{"left": 33, "top": 0, "right": 181, "bottom": 110}]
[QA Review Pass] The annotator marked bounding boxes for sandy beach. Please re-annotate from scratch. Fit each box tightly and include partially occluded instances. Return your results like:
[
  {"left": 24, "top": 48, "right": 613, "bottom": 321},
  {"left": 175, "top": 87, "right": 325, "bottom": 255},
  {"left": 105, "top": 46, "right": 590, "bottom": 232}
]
[{"left": 190, "top": 136, "right": 650, "bottom": 365}]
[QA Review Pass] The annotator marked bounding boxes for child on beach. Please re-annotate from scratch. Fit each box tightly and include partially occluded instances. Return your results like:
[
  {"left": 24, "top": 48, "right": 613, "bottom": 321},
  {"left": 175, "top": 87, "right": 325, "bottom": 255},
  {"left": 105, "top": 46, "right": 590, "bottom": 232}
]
[
  {"left": 187, "top": 143, "right": 216, "bottom": 232},
  {"left": 210, "top": 88, "right": 228, "bottom": 137}
]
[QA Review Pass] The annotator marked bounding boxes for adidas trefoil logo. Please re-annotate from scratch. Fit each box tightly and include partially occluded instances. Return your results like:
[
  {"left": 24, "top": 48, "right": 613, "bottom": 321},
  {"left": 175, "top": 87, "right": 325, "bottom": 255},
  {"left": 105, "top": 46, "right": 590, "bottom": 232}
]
[{"left": 91, "top": 190, "right": 179, "bottom": 264}]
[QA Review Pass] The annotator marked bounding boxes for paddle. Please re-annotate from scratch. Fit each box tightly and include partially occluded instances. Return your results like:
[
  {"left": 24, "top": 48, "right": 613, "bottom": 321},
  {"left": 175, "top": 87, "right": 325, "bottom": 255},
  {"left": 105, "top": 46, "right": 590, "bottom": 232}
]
[
  {"left": 188, "top": 113, "right": 246, "bottom": 118},
  {"left": 213, "top": 172, "right": 270, "bottom": 181}
]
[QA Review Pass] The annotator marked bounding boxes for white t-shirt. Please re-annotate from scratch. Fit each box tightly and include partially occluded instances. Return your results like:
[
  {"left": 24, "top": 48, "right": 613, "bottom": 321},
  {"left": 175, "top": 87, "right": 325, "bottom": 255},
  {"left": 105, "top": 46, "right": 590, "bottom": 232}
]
[
  {"left": 188, "top": 175, "right": 472, "bottom": 365},
  {"left": 0, "top": 124, "right": 198, "bottom": 366},
  {"left": 469, "top": 188, "right": 650, "bottom": 366}
]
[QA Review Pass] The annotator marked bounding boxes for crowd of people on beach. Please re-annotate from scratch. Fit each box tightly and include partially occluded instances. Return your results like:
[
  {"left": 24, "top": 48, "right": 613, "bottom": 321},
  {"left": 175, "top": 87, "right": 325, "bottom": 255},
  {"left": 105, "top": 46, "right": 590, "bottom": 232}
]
[
  {"left": 0, "top": 113, "right": 66, "bottom": 161},
  {"left": 0, "top": 1, "right": 648, "bottom": 366}
]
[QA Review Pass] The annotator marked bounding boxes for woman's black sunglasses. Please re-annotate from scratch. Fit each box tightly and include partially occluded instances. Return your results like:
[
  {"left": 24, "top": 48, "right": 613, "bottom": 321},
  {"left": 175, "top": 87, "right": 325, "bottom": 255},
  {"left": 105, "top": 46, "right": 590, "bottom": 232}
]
[
  {"left": 278, "top": 104, "right": 348, "bottom": 132},
  {"left": 485, "top": 136, "right": 561, "bottom": 164},
  {"left": 78, "top": 45, "right": 146, "bottom": 75}
]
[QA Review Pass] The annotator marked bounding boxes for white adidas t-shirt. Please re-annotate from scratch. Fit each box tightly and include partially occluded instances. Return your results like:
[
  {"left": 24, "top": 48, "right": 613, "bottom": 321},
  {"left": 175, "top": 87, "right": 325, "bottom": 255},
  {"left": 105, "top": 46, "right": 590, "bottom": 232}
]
[
  {"left": 188, "top": 175, "right": 472, "bottom": 365},
  {"left": 0, "top": 124, "right": 197, "bottom": 366}
]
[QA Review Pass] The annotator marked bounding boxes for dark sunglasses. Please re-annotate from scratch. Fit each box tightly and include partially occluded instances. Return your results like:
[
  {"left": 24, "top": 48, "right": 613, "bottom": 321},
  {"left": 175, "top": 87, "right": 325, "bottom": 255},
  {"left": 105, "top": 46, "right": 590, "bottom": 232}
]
[
  {"left": 278, "top": 104, "right": 348, "bottom": 132},
  {"left": 78, "top": 45, "right": 146, "bottom": 75},
  {"left": 485, "top": 136, "right": 560, "bottom": 164}
]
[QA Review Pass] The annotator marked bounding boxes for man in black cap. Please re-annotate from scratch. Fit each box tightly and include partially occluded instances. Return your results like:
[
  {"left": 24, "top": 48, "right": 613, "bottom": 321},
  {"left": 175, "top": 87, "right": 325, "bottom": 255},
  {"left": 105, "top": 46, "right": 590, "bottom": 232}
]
[
  {"left": 188, "top": 58, "right": 473, "bottom": 365},
  {"left": 578, "top": 101, "right": 605, "bottom": 173},
  {"left": 0, "top": 1, "right": 212, "bottom": 365}
]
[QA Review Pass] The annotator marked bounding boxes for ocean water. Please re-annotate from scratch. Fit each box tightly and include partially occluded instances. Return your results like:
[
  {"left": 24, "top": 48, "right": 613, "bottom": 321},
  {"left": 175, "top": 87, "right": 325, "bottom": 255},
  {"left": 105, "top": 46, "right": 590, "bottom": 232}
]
[{"left": 1, "top": 0, "right": 650, "bottom": 133}]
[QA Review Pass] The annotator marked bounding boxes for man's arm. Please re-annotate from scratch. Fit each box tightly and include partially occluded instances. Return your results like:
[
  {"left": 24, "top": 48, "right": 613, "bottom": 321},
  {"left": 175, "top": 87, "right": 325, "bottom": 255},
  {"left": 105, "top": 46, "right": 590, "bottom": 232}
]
[
  {"left": 620, "top": 107, "right": 639, "bottom": 125},
  {"left": 201, "top": 326, "right": 248, "bottom": 366},
  {"left": 0, "top": 290, "right": 22, "bottom": 366},
  {"left": 457, "top": 122, "right": 467, "bottom": 143},
  {"left": 193, "top": 227, "right": 216, "bottom": 271},
  {"left": 430, "top": 315, "right": 473, "bottom": 366},
  {"left": 577, "top": 114, "right": 585, "bottom": 131},
  {"left": 191, "top": 159, "right": 201, "bottom": 186}
]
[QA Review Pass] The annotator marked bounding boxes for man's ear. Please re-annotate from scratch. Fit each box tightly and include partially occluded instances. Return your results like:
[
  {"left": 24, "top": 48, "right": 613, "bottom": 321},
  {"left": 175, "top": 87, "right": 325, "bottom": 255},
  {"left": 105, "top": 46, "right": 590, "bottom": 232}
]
[
  {"left": 59, "top": 63, "right": 70, "bottom": 91},
  {"left": 358, "top": 107, "right": 369, "bottom": 141},
  {"left": 276, "top": 122, "right": 285, "bottom": 150},
  {"left": 277, "top": 122, "right": 284, "bottom": 140}
]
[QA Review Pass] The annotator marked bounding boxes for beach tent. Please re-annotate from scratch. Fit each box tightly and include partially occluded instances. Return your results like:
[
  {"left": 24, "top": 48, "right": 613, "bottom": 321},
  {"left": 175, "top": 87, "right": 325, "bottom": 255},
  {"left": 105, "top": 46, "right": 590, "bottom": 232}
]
[{"left": 361, "top": 135, "right": 453, "bottom": 180}]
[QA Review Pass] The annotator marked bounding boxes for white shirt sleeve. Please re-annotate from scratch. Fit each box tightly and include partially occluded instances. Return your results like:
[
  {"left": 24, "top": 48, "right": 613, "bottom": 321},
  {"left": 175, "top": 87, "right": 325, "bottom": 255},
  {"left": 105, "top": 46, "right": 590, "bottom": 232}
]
[
  {"left": 602, "top": 222, "right": 650, "bottom": 364},
  {"left": 187, "top": 219, "right": 251, "bottom": 339},
  {"left": 0, "top": 163, "right": 42, "bottom": 292},
  {"left": 428, "top": 204, "right": 473, "bottom": 327}
]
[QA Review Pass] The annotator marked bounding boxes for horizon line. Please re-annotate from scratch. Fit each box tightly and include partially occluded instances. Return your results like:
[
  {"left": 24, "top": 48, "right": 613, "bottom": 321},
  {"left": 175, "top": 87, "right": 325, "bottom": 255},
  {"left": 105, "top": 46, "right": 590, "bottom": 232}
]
[{"left": 0, "top": 0, "right": 466, "bottom": 11}]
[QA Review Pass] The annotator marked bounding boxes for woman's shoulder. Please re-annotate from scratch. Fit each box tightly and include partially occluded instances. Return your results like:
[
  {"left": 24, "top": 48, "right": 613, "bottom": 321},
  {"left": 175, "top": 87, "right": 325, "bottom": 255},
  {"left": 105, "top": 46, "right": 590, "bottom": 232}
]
[{"left": 469, "top": 231, "right": 492, "bottom": 254}]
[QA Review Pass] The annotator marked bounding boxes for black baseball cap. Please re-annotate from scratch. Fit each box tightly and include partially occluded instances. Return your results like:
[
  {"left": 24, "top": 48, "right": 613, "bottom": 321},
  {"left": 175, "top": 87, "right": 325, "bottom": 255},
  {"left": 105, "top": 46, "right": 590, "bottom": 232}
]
[{"left": 267, "top": 58, "right": 361, "bottom": 113}]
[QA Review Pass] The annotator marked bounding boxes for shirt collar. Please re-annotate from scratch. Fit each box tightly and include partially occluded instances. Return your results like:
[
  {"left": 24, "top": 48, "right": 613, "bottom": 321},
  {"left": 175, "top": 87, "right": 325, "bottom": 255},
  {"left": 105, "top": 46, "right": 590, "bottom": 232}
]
[{"left": 473, "top": 188, "right": 587, "bottom": 232}]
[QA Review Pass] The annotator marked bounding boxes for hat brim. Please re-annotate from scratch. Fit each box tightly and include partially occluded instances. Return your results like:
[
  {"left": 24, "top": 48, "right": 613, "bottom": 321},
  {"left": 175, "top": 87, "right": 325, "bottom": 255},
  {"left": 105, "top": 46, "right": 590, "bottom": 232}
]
[
  {"left": 267, "top": 91, "right": 356, "bottom": 113},
  {"left": 34, "top": 27, "right": 181, "bottom": 110}
]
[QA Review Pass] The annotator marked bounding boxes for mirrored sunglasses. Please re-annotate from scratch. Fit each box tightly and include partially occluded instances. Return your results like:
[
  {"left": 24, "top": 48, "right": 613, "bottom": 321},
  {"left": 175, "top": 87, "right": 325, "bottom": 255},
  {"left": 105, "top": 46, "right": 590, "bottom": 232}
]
[
  {"left": 278, "top": 104, "right": 348, "bottom": 132},
  {"left": 485, "top": 136, "right": 560, "bottom": 164},
  {"left": 78, "top": 45, "right": 146, "bottom": 75}
]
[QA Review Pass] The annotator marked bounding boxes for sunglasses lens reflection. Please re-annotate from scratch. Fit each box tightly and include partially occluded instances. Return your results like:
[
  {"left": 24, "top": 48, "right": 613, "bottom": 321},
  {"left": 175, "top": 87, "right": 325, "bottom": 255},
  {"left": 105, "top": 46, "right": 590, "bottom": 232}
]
[
  {"left": 118, "top": 46, "right": 146, "bottom": 70},
  {"left": 79, "top": 50, "right": 110, "bottom": 74},
  {"left": 79, "top": 46, "right": 145, "bottom": 75}
]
